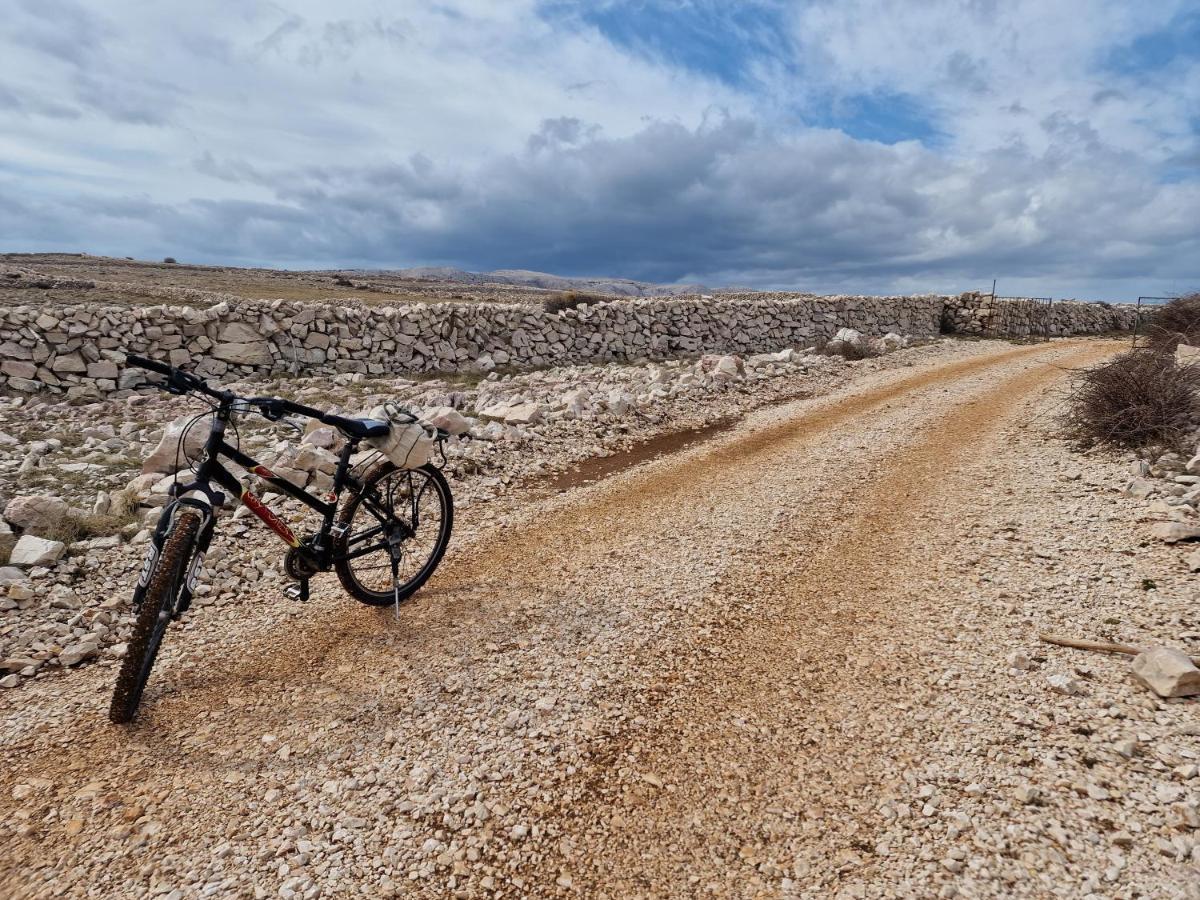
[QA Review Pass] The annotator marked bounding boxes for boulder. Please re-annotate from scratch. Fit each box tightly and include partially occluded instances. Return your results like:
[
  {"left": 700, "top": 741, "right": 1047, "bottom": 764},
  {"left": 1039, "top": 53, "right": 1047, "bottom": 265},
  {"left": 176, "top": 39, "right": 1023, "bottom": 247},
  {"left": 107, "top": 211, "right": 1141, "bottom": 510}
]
[
  {"left": 423, "top": 406, "right": 471, "bottom": 436},
  {"left": 698, "top": 354, "right": 744, "bottom": 376},
  {"left": 605, "top": 391, "right": 632, "bottom": 417},
  {"left": 1177, "top": 344, "right": 1200, "bottom": 366},
  {"left": 1131, "top": 647, "right": 1200, "bottom": 698},
  {"left": 10, "top": 535, "right": 66, "bottom": 567},
  {"left": 292, "top": 445, "right": 338, "bottom": 475},
  {"left": 0, "top": 567, "right": 29, "bottom": 586},
  {"left": 1150, "top": 522, "right": 1200, "bottom": 544},
  {"left": 212, "top": 341, "right": 272, "bottom": 366},
  {"left": 833, "top": 327, "right": 866, "bottom": 346},
  {"left": 1123, "top": 478, "right": 1156, "bottom": 500},
  {"left": 714, "top": 355, "right": 744, "bottom": 378},
  {"left": 4, "top": 494, "right": 70, "bottom": 536},
  {"left": 500, "top": 402, "right": 543, "bottom": 426},
  {"left": 142, "top": 415, "right": 213, "bottom": 474},
  {"left": 302, "top": 426, "right": 339, "bottom": 449}
]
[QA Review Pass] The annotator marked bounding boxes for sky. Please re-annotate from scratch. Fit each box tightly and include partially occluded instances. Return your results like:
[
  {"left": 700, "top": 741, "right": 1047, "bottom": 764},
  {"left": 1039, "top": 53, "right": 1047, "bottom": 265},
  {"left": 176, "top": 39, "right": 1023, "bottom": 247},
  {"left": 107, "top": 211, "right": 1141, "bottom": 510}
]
[{"left": 1, "top": 0, "right": 1198, "bottom": 300}]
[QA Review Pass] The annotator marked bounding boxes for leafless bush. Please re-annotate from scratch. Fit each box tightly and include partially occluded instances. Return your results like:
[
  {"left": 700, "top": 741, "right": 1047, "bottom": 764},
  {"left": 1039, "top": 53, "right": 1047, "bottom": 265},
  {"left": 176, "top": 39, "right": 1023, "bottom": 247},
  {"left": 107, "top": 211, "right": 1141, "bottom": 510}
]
[
  {"left": 821, "top": 339, "right": 881, "bottom": 361},
  {"left": 1144, "top": 293, "right": 1200, "bottom": 352},
  {"left": 163, "top": 257, "right": 177, "bottom": 264},
  {"left": 1065, "top": 350, "right": 1200, "bottom": 452},
  {"left": 543, "top": 290, "right": 609, "bottom": 314}
]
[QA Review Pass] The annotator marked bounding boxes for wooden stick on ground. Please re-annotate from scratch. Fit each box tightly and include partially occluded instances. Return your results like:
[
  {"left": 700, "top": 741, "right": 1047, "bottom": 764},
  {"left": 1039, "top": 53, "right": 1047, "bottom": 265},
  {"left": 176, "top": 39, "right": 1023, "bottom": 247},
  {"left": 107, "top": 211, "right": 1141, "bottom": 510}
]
[{"left": 1038, "top": 632, "right": 1200, "bottom": 666}]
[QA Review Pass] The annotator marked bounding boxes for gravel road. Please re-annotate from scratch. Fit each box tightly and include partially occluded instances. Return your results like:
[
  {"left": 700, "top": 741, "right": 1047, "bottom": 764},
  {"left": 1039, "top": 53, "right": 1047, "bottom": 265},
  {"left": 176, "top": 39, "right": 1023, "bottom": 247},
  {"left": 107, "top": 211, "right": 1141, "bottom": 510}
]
[{"left": 4, "top": 338, "right": 1197, "bottom": 899}]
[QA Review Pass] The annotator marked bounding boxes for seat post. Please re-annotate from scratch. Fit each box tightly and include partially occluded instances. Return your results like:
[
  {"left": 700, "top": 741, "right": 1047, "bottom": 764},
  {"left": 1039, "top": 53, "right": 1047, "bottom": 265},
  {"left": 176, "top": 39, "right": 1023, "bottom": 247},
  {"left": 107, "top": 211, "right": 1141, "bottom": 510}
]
[{"left": 333, "top": 438, "right": 360, "bottom": 494}]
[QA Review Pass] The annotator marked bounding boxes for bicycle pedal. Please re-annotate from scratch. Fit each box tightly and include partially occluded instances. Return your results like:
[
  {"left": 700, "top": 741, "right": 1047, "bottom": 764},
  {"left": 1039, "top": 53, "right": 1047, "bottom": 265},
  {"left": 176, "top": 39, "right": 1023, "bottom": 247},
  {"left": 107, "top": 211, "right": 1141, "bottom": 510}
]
[{"left": 283, "top": 580, "right": 309, "bottom": 602}]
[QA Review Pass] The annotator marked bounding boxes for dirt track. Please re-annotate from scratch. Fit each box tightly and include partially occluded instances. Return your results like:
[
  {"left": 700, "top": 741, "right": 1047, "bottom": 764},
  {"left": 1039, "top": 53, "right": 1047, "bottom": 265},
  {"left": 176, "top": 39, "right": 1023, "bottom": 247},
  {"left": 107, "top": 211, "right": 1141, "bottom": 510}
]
[{"left": 7, "top": 338, "right": 1197, "bottom": 899}]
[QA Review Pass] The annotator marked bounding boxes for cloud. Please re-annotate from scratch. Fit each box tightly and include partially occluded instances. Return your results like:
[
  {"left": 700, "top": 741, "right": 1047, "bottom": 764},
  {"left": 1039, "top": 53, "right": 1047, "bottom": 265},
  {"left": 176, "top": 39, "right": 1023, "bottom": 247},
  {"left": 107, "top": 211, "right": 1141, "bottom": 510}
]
[{"left": 0, "top": 0, "right": 1195, "bottom": 299}]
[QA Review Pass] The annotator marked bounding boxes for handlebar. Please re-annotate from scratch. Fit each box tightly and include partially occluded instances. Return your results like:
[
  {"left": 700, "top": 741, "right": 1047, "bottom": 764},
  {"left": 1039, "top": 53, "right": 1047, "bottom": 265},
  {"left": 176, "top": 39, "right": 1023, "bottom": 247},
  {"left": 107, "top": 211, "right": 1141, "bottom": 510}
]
[
  {"left": 125, "top": 352, "right": 422, "bottom": 438},
  {"left": 125, "top": 354, "right": 172, "bottom": 378},
  {"left": 126, "top": 353, "right": 227, "bottom": 400}
]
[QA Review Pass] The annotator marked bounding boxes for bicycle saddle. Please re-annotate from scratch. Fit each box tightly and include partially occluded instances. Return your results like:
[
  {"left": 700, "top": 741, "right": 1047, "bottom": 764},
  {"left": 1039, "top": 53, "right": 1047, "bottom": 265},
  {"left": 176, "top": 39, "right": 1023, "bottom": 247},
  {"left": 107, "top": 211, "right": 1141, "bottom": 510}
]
[{"left": 328, "top": 416, "right": 390, "bottom": 439}]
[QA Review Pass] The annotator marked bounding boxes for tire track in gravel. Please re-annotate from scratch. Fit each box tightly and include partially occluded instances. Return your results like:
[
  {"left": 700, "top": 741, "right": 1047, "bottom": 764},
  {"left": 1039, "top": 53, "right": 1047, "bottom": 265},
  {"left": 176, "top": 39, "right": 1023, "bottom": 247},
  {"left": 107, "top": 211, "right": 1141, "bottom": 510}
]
[
  {"left": 0, "top": 341, "right": 1116, "bottom": 899},
  {"left": 523, "top": 342, "right": 1115, "bottom": 896}
]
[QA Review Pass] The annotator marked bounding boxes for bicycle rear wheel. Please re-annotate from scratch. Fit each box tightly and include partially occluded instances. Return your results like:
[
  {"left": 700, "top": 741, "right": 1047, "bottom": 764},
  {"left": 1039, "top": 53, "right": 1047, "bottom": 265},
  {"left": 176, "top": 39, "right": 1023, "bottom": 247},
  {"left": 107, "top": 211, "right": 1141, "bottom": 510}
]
[
  {"left": 109, "top": 509, "right": 201, "bottom": 724},
  {"left": 334, "top": 462, "right": 453, "bottom": 606}
]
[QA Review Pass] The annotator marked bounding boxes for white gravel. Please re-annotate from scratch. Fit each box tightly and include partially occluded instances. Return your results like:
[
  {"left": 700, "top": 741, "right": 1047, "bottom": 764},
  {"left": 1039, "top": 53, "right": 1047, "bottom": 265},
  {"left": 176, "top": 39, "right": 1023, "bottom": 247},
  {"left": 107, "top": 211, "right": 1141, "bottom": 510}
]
[{"left": 2, "top": 338, "right": 1197, "bottom": 899}]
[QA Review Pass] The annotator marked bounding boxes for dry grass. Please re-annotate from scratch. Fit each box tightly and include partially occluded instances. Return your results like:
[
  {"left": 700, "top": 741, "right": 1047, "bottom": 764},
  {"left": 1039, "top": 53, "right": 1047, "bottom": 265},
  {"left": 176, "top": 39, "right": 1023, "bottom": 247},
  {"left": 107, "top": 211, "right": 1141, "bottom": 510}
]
[
  {"left": 1144, "top": 293, "right": 1200, "bottom": 352},
  {"left": 1064, "top": 349, "right": 1200, "bottom": 452}
]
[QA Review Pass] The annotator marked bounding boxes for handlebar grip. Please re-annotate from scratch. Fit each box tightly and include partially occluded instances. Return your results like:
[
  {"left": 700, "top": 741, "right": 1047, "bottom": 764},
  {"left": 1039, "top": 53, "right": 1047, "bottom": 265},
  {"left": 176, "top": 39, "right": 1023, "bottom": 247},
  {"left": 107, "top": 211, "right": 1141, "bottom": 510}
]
[{"left": 125, "top": 354, "right": 173, "bottom": 377}]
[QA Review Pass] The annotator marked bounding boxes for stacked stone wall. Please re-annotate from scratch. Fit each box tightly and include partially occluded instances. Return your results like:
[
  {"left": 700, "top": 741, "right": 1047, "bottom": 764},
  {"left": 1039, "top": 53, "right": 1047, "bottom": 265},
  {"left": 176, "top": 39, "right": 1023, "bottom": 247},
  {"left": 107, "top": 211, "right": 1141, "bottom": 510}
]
[{"left": 0, "top": 292, "right": 1133, "bottom": 398}]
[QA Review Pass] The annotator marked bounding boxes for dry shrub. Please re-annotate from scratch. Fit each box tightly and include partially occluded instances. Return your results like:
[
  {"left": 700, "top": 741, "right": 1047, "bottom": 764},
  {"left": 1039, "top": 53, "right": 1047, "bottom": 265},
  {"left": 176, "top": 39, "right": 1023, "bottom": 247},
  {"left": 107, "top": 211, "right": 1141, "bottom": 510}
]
[
  {"left": 33, "top": 494, "right": 139, "bottom": 544},
  {"left": 543, "top": 290, "right": 609, "bottom": 314},
  {"left": 1065, "top": 350, "right": 1200, "bottom": 451},
  {"left": 1144, "top": 293, "right": 1200, "bottom": 352},
  {"left": 821, "top": 338, "right": 881, "bottom": 361}
]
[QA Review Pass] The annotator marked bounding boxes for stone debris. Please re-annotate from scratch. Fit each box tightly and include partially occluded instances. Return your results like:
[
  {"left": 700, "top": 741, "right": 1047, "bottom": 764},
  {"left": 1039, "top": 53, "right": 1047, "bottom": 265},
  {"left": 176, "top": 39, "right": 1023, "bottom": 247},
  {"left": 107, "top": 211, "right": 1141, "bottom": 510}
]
[
  {"left": 1131, "top": 647, "right": 1200, "bottom": 698},
  {"left": 9, "top": 535, "right": 66, "bottom": 567},
  {"left": 3, "top": 494, "right": 71, "bottom": 536},
  {"left": 1149, "top": 522, "right": 1200, "bottom": 543},
  {"left": 0, "top": 330, "right": 1194, "bottom": 897}
]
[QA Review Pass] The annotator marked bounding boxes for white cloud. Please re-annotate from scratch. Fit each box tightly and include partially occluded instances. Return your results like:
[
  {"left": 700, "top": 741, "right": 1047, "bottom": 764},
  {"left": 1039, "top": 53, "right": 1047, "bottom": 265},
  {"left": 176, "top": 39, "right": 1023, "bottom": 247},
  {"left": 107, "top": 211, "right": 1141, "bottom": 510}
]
[{"left": 0, "top": 0, "right": 1196, "bottom": 299}]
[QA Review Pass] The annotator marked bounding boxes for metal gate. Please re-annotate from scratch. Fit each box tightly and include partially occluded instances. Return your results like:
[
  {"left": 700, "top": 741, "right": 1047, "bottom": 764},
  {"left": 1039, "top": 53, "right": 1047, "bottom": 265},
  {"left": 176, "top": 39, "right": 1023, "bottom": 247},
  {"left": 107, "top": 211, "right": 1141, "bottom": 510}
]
[
  {"left": 984, "top": 293, "right": 1055, "bottom": 341},
  {"left": 1130, "top": 296, "right": 1175, "bottom": 349}
]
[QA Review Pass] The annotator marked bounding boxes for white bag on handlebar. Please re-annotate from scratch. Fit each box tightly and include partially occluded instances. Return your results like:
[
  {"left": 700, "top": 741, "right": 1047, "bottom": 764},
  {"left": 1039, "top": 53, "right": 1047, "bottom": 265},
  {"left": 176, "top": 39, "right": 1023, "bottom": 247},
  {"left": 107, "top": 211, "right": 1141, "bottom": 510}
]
[{"left": 364, "top": 405, "right": 436, "bottom": 469}]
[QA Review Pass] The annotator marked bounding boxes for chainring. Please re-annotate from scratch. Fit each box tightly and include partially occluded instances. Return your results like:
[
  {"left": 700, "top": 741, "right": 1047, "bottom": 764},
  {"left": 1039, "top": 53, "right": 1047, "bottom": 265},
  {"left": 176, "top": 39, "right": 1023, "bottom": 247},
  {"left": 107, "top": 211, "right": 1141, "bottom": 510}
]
[{"left": 284, "top": 543, "right": 322, "bottom": 580}]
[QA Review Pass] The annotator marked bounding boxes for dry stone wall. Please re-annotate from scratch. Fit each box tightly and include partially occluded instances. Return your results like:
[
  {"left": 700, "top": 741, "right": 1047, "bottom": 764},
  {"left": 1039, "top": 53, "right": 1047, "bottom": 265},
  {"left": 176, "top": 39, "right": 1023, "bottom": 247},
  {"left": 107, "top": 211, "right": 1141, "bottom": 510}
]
[
  {"left": 943, "top": 292, "right": 1137, "bottom": 338},
  {"left": 0, "top": 292, "right": 1132, "bottom": 398}
]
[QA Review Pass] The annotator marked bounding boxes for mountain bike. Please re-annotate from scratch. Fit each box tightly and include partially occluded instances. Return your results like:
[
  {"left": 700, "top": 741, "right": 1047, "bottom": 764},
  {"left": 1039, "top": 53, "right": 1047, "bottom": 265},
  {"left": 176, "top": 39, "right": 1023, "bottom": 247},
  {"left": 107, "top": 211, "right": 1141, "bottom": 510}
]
[{"left": 110, "top": 355, "right": 454, "bottom": 723}]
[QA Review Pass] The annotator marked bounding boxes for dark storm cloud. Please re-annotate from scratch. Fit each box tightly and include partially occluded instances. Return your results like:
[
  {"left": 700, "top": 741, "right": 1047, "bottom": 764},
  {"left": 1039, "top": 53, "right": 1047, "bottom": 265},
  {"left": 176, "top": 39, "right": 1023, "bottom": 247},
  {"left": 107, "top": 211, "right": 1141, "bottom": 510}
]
[
  {"left": 1, "top": 0, "right": 1196, "bottom": 298},
  {"left": 40, "top": 115, "right": 1195, "bottom": 295}
]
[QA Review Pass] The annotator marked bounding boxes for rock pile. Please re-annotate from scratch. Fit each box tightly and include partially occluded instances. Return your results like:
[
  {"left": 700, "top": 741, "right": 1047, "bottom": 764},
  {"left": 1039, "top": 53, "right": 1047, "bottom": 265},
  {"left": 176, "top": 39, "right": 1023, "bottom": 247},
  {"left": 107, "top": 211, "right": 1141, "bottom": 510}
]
[
  {"left": 1121, "top": 447, "right": 1200, "bottom": 570},
  {"left": 0, "top": 335, "right": 921, "bottom": 690}
]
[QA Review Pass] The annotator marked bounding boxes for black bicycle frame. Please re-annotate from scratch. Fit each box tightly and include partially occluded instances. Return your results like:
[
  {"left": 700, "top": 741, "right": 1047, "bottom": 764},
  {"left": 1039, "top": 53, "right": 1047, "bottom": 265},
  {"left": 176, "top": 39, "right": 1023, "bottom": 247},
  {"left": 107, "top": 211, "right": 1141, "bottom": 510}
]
[
  {"left": 139, "top": 399, "right": 371, "bottom": 616},
  {"left": 186, "top": 403, "right": 363, "bottom": 546}
]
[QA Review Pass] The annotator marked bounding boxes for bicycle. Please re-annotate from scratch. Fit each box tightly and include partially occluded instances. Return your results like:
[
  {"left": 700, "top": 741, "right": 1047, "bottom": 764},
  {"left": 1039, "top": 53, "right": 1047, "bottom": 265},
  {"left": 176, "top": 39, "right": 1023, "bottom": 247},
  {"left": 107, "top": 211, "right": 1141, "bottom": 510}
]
[{"left": 110, "top": 355, "right": 454, "bottom": 724}]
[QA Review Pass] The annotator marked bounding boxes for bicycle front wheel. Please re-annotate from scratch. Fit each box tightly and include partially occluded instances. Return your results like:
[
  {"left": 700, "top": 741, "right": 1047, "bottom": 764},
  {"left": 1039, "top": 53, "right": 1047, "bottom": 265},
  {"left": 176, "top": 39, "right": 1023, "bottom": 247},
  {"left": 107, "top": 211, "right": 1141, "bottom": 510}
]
[
  {"left": 334, "top": 462, "right": 453, "bottom": 606},
  {"left": 109, "top": 509, "right": 201, "bottom": 724}
]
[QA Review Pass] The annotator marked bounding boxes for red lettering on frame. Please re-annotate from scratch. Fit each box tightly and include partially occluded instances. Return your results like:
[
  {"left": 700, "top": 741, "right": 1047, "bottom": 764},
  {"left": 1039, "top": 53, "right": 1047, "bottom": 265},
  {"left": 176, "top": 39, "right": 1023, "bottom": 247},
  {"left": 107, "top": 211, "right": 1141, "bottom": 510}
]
[{"left": 240, "top": 489, "right": 300, "bottom": 547}]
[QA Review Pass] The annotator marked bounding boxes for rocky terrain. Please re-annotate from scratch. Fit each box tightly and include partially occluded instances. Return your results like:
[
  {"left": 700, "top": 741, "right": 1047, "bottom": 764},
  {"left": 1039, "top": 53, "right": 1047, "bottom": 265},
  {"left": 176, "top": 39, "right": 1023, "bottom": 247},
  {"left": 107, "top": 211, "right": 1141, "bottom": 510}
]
[
  {"left": 1, "top": 331, "right": 1199, "bottom": 898},
  {"left": 0, "top": 332, "right": 909, "bottom": 693}
]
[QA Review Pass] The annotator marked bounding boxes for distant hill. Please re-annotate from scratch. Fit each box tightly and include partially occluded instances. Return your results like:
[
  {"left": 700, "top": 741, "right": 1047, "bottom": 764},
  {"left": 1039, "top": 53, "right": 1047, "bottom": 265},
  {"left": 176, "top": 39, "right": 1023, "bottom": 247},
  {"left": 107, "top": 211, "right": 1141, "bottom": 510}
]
[{"left": 376, "top": 266, "right": 707, "bottom": 297}]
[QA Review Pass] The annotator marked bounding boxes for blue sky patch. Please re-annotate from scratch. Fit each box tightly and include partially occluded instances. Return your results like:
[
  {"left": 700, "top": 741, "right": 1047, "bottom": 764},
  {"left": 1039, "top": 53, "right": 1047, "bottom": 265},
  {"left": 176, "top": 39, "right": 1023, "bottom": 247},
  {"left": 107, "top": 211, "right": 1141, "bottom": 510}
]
[
  {"left": 1104, "top": 9, "right": 1200, "bottom": 76},
  {"left": 541, "top": 0, "right": 790, "bottom": 88},
  {"left": 807, "top": 91, "right": 944, "bottom": 146}
]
